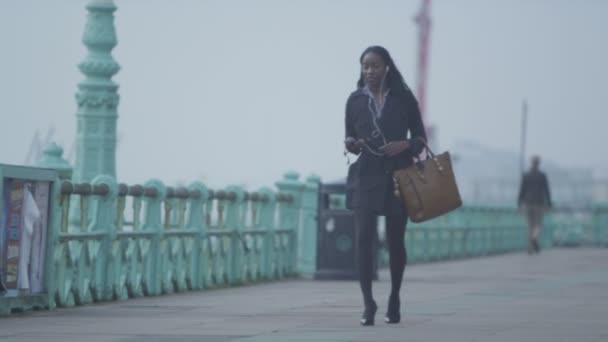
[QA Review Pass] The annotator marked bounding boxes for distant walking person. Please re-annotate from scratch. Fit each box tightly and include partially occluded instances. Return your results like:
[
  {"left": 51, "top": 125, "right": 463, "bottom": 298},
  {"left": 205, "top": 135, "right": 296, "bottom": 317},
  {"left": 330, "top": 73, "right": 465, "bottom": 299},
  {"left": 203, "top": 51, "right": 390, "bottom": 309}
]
[{"left": 518, "top": 156, "right": 552, "bottom": 254}]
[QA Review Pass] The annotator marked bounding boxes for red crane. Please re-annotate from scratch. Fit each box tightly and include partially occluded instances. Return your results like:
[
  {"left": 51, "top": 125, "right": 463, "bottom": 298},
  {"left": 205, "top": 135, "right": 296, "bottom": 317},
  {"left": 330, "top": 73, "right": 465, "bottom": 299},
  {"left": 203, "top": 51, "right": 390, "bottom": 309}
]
[{"left": 414, "top": 0, "right": 435, "bottom": 147}]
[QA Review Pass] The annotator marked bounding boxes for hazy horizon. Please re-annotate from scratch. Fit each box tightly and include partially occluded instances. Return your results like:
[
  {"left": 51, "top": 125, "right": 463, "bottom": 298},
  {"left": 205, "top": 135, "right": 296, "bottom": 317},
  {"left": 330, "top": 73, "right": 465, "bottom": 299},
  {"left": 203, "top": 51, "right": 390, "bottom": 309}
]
[{"left": 1, "top": 0, "right": 607, "bottom": 189}]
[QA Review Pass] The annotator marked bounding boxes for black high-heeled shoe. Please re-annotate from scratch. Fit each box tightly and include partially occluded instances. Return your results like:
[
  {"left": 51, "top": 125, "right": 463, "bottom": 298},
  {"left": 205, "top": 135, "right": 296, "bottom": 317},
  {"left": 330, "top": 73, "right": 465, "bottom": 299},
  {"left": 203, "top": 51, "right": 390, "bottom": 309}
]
[
  {"left": 385, "top": 295, "right": 401, "bottom": 324},
  {"left": 360, "top": 301, "right": 377, "bottom": 326}
]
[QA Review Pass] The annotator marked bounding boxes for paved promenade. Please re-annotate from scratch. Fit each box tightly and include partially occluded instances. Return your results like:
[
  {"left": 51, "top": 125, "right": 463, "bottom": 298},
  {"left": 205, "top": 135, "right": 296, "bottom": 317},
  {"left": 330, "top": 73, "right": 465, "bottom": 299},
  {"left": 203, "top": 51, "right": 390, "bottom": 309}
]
[{"left": 1, "top": 248, "right": 607, "bottom": 342}]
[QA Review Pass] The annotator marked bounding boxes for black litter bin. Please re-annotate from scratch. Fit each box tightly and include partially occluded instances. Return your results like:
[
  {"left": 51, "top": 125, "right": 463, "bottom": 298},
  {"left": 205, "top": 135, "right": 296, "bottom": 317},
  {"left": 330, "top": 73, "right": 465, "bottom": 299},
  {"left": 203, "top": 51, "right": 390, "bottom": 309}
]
[{"left": 314, "top": 179, "right": 378, "bottom": 280}]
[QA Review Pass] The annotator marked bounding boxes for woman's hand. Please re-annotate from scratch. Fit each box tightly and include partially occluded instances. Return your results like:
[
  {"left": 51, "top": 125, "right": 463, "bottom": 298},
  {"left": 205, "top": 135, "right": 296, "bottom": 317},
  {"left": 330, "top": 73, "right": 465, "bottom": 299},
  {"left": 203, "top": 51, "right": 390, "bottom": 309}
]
[
  {"left": 380, "top": 140, "right": 410, "bottom": 156},
  {"left": 345, "top": 137, "right": 365, "bottom": 154}
]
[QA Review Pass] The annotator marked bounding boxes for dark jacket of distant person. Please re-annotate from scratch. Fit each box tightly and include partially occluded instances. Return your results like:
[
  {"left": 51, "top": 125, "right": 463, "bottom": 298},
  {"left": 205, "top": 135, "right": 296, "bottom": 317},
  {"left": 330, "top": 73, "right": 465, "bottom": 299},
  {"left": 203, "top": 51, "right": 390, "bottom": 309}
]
[{"left": 518, "top": 170, "right": 552, "bottom": 208}]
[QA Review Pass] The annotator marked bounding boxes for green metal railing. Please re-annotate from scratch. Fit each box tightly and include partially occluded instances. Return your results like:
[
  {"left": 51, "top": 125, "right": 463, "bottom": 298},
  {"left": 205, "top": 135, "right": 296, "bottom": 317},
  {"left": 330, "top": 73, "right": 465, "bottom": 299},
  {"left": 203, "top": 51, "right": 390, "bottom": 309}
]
[
  {"left": 327, "top": 193, "right": 608, "bottom": 268},
  {"left": 1, "top": 168, "right": 310, "bottom": 315},
  {"left": 49, "top": 176, "right": 302, "bottom": 308},
  {"left": 548, "top": 206, "right": 608, "bottom": 247},
  {"left": 403, "top": 208, "right": 527, "bottom": 264}
]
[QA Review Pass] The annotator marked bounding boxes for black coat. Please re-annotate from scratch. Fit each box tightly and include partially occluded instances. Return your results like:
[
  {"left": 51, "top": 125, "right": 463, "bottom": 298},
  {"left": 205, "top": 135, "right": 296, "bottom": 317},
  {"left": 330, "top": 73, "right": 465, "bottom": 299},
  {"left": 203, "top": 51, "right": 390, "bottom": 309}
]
[
  {"left": 345, "top": 87, "right": 427, "bottom": 215},
  {"left": 518, "top": 170, "right": 552, "bottom": 208}
]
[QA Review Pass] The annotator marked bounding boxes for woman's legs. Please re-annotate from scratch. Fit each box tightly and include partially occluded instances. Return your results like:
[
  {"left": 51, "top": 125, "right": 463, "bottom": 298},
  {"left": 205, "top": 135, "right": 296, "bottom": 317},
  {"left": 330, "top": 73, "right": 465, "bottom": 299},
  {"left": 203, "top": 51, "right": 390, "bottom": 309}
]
[
  {"left": 355, "top": 210, "right": 377, "bottom": 308},
  {"left": 385, "top": 211, "right": 408, "bottom": 301}
]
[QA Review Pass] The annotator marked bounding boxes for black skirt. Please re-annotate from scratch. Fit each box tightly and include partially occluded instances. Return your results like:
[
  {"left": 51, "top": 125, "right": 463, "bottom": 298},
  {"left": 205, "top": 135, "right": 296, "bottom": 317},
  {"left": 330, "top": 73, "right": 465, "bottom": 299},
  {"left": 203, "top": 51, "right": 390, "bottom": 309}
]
[{"left": 347, "top": 167, "right": 406, "bottom": 216}]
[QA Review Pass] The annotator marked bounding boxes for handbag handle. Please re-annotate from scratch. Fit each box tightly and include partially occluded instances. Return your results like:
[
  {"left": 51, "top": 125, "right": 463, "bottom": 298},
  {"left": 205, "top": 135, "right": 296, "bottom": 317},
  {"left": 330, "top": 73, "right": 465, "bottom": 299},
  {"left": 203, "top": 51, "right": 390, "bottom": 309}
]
[
  {"left": 413, "top": 137, "right": 447, "bottom": 174},
  {"left": 413, "top": 137, "right": 435, "bottom": 159}
]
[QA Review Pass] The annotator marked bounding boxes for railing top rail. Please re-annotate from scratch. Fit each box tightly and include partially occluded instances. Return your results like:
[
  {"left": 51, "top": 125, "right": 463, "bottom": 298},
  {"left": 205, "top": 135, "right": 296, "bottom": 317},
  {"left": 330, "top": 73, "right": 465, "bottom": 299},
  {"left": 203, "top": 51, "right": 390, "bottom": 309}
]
[{"left": 58, "top": 180, "right": 294, "bottom": 203}]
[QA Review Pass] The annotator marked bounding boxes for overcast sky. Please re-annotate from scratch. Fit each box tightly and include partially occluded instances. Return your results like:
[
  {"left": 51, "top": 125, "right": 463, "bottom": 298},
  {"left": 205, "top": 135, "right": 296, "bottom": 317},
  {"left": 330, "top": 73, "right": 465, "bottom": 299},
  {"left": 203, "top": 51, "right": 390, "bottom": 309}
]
[{"left": 1, "top": 0, "right": 606, "bottom": 189}]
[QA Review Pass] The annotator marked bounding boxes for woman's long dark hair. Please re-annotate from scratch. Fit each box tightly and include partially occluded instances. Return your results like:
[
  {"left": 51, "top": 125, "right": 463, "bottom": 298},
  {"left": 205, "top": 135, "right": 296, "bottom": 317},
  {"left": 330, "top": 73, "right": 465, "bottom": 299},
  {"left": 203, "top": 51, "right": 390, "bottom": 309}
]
[{"left": 357, "top": 46, "right": 412, "bottom": 99}]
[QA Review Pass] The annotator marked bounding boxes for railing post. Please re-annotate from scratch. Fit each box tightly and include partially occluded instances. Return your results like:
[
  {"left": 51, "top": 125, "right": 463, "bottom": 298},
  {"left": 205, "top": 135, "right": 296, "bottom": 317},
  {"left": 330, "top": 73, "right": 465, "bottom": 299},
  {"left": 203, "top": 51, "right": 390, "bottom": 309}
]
[
  {"left": 299, "top": 174, "right": 320, "bottom": 275},
  {"left": 44, "top": 178, "right": 64, "bottom": 310},
  {"left": 225, "top": 185, "right": 246, "bottom": 285},
  {"left": 601, "top": 205, "right": 608, "bottom": 247},
  {"left": 162, "top": 186, "right": 190, "bottom": 293},
  {"left": 142, "top": 179, "right": 166, "bottom": 296},
  {"left": 53, "top": 182, "right": 76, "bottom": 307},
  {"left": 591, "top": 204, "right": 606, "bottom": 247},
  {"left": 89, "top": 175, "right": 117, "bottom": 302},
  {"left": 106, "top": 183, "right": 128, "bottom": 301},
  {"left": 258, "top": 187, "right": 277, "bottom": 279},
  {"left": 275, "top": 171, "right": 305, "bottom": 276},
  {"left": 187, "top": 182, "right": 209, "bottom": 290},
  {"left": 73, "top": 185, "right": 93, "bottom": 306}
]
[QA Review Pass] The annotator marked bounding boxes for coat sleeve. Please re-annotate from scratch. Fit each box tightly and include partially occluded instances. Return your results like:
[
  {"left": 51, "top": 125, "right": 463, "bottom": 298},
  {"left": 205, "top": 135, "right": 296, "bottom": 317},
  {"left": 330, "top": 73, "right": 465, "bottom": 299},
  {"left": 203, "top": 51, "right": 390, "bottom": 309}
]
[
  {"left": 405, "top": 89, "right": 427, "bottom": 156},
  {"left": 345, "top": 96, "right": 361, "bottom": 155},
  {"left": 518, "top": 175, "right": 527, "bottom": 207},
  {"left": 543, "top": 173, "right": 552, "bottom": 208}
]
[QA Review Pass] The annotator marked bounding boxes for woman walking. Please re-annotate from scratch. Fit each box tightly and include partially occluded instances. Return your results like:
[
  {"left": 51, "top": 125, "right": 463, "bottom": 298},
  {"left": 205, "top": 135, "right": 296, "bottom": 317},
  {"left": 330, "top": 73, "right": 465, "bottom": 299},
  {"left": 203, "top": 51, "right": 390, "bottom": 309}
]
[{"left": 344, "top": 46, "right": 427, "bottom": 326}]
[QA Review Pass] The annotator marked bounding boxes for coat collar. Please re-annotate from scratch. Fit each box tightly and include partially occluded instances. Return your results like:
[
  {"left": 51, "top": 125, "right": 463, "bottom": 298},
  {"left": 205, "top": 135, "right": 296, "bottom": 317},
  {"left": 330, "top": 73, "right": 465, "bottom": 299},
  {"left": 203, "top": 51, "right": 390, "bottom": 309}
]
[
  {"left": 350, "top": 87, "right": 367, "bottom": 98},
  {"left": 351, "top": 86, "right": 392, "bottom": 99}
]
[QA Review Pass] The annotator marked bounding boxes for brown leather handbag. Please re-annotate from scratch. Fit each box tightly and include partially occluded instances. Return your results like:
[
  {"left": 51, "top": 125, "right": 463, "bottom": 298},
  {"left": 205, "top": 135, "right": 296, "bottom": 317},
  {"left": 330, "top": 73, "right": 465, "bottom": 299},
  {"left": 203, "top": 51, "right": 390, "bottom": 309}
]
[{"left": 393, "top": 140, "right": 462, "bottom": 222}]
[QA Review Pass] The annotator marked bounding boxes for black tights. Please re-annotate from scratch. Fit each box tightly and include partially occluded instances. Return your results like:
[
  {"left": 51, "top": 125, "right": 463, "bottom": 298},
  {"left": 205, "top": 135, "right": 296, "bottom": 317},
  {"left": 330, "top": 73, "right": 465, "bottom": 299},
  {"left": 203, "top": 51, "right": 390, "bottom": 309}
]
[{"left": 356, "top": 210, "right": 408, "bottom": 307}]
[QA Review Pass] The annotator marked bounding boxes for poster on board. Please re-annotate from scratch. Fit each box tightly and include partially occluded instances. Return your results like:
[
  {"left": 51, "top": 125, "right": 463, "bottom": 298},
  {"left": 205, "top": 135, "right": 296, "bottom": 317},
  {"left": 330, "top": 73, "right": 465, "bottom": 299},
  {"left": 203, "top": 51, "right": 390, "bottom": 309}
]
[{"left": 1, "top": 178, "right": 50, "bottom": 297}]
